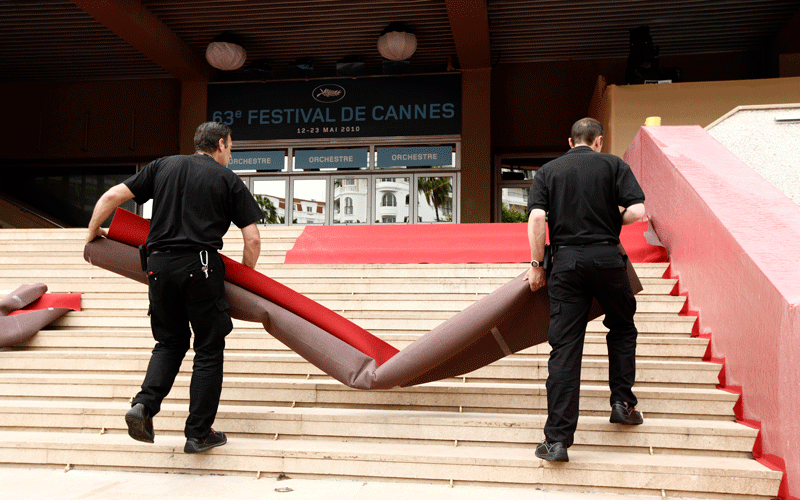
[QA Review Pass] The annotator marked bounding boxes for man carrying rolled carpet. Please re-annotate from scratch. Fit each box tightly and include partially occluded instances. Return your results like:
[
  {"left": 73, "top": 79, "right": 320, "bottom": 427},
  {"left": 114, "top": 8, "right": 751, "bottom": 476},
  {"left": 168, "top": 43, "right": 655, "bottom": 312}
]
[
  {"left": 525, "top": 117, "right": 646, "bottom": 462},
  {"left": 86, "top": 121, "right": 262, "bottom": 453}
]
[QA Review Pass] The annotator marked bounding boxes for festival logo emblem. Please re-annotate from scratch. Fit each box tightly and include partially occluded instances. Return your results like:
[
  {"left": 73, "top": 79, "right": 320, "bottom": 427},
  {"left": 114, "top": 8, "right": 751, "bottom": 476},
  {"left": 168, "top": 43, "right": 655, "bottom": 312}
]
[{"left": 312, "top": 84, "right": 346, "bottom": 103}]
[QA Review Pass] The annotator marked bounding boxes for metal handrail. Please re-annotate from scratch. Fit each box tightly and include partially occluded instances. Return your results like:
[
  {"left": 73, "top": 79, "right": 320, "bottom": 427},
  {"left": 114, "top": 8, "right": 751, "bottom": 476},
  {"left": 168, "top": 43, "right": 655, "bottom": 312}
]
[{"left": 0, "top": 194, "right": 66, "bottom": 228}]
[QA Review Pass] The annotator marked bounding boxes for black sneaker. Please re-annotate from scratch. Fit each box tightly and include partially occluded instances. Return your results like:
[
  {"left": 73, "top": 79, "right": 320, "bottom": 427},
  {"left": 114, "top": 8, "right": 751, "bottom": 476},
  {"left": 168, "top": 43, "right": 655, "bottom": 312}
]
[
  {"left": 610, "top": 401, "right": 644, "bottom": 425},
  {"left": 535, "top": 440, "right": 569, "bottom": 462},
  {"left": 125, "top": 403, "right": 154, "bottom": 443},
  {"left": 184, "top": 429, "right": 227, "bottom": 454}
]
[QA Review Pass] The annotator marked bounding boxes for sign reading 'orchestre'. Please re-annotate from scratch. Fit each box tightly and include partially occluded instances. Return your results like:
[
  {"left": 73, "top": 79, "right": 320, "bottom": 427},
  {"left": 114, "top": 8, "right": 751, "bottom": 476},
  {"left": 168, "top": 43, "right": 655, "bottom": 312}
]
[
  {"left": 228, "top": 150, "right": 285, "bottom": 171},
  {"left": 207, "top": 74, "right": 461, "bottom": 141},
  {"left": 294, "top": 149, "right": 368, "bottom": 170},
  {"left": 378, "top": 146, "right": 452, "bottom": 168}
]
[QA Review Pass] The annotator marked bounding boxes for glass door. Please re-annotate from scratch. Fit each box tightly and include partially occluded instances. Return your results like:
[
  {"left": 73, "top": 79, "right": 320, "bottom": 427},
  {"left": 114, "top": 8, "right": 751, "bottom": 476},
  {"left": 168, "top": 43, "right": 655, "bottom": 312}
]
[
  {"left": 252, "top": 178, "right": 288, "bottom": 224},
  {"left": 374, "top": 176, "right": 411, "bottom": 224},
  {"left": 493, "top": 154, "right": 558, "bottom": 222},
  {"left": 415, "top": 175, "right": 454, "bottom": 223},
  {"left": 291, "top": 177, "right": 328, "bottom": 225},
  {"left": 333, "top": 176, "right": 369, "bottom": 224}
]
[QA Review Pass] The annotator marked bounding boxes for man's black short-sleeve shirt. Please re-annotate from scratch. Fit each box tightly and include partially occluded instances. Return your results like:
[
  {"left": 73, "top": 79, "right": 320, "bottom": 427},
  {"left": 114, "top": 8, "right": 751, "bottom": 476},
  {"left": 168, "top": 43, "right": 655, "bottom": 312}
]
[
  {"left": 124, "top": 153, "right": 263, "bottom": 251},
  {"left": 527, "top": 146, "right": 644, "bottom": 246}
]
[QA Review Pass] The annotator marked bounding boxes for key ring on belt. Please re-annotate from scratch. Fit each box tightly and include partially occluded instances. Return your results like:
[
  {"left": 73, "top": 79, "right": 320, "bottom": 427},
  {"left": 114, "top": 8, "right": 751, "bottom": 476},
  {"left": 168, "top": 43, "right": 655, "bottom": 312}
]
[{"left": 199, "top": 250, "right": 209, "bottom": 278}]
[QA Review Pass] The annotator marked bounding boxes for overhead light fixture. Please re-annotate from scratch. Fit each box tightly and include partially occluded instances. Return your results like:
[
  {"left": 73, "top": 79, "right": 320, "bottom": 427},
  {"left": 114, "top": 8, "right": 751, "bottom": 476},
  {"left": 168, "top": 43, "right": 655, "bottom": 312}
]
[
  {"left": 337, "top": 55, "right": 365, "bottom": 77},
  {"left": 377, "top": 22, "right": 417, "bottom": 61},
  {"left": 291, "top": 57, "right": 315, "bottom": 77},
  {"left": 206, "top": 32, "right": 246, "bottom": 71}
]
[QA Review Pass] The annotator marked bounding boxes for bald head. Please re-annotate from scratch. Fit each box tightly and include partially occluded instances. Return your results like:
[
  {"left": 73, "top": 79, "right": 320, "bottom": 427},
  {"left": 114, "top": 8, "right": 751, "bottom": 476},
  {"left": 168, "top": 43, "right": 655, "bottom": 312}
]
[{"left": 570, "top": 118, "right": 603, "bottom": 147}]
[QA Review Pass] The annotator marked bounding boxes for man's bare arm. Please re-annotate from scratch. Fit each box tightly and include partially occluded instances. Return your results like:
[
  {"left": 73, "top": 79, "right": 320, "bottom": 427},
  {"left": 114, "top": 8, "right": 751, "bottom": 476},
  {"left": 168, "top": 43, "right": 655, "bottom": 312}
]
[
  {"left": 620, "top": 203, "right": 645, "bottom": 225},
  {"left": 240, "top": 223, "right": 261, "bottom": 269},
  {"left": 86, "top": 184, "right": 135, "bottom": 243},
  {"left": 524, "top": 208, "right": 547, "bottom": 292}
]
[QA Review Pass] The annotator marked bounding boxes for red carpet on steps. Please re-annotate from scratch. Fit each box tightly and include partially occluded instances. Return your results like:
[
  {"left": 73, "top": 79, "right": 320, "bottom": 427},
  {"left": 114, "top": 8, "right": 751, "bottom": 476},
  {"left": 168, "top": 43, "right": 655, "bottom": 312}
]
[
  {"left": 8, "top": 294, "right": 82, "bottom": 315},
  {"left": 106, "top": 209, "right": 399, "bottom": 365},
  {"left": 106, "top": 209, "right": 667, "bottom": 367},
  {"left": 284, "top": 220, "right": 668, "bottom": 264}
]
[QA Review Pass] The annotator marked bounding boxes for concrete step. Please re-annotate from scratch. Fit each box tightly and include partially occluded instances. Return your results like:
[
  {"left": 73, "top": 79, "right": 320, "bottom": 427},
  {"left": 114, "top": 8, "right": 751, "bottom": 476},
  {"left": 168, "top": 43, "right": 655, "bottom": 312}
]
[
  {"left": 6, "top": 231, "right": 769, "bottom": 499},
  {"left": 0, "top": 402, "right": 759, "bottom": 459},
  {"left": 0, "top": 430, "right": 779, "bottom": 499},
  {"left": 2, "top": 465, "right": 762, "bottom": 500},
  {"left": 15, "top": 329, "right": 710, "bottom": 362},
  {"left": 310, "top": 315, "right": 697, "bottom": 337},
  {"left": 0, "top": 350, "right": 722, "bottom": 388},
  {"left": 2, "top": 277, "right": 677, "bottom": 295},
  {"left": 46, "top": 318, "right": 698, "bottom": 338},
  {"left": 75, "top": 291, "right": 686, "bottom": 315},
  {"left": 0, "top": 229, "right": 87, "bottom": 240},
  {"left": 73, "top": 295, "right": 685, "bottom": 316},
  {"left": 0, "top": 262, "right": 667, "bottom": 275},
  {"left": 0, "top": 227, "right": 303, "bottom": 241},
  {"left": 47, "top": 307, "right": 696, "bottom": 334},
  {"left": 0, "top": 373, "right": 738, "bottom": 419},
  {"left": 0, "top": 252, "right": 291, "bottom": 266},
  {"left": 0, "top": 263, "right": 669, "bottom": 281},
  {"left": 0, "top": 242, "right": 295, "bottom": 254}
]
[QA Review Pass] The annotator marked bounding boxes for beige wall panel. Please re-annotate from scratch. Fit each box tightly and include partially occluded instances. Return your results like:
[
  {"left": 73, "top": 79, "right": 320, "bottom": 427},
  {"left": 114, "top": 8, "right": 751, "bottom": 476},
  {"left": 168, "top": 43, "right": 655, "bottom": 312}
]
[{"left": 604, "top": 76, "right": 800, "bottom": 157}]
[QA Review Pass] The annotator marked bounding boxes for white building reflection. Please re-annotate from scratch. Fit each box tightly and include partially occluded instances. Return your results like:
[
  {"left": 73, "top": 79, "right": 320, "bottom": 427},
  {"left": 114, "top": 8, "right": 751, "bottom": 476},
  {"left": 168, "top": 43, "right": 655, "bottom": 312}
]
[{"left": 253, "top": 176, "right": 453, "bottom": 225}]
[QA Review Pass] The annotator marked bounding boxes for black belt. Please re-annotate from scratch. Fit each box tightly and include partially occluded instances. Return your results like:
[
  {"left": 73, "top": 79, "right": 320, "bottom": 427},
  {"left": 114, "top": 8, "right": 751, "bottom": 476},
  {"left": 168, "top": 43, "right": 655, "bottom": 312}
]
[
  {"left": 142, "top": 246, "right": 216, "bottom": 272},
  {"left": 149, "top": 248, "right": 215, "bottom": 255},
  {"left": 556, "top": 241, "right": 614, "bottom": 250}
]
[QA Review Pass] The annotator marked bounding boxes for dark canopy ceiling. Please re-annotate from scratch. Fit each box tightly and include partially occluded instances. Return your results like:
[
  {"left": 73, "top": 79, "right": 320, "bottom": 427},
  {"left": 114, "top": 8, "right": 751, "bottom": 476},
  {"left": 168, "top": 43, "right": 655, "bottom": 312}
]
[{"left": 1, "top": 0, "right": 798, "bottom": 82}]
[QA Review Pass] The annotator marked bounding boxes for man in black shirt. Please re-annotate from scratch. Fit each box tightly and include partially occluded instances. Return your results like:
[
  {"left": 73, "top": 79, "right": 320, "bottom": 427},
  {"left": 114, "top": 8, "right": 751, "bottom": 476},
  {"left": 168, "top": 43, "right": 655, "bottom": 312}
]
[
  {"left": 86, "top": 121, "right": 262, "bottom": 453},
  {"left": 525, "top": 118, "right": 646, "bottom": 462}
]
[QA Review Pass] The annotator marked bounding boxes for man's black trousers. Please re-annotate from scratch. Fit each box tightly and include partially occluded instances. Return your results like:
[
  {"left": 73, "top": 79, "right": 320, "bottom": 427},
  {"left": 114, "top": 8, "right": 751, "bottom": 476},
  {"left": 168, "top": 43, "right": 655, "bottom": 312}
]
[
  {"left": 132, "top": 249, "right": 232, "bottom": 439},
  {"left": 543, "top": 245, "right": 638, "bottom": 447}
]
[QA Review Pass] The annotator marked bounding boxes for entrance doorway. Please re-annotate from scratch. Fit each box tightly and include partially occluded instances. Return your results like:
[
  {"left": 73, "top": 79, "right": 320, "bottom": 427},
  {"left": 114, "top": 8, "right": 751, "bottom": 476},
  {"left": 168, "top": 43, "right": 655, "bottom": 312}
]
[{"left": 493, "top": 153, "right": 558, "bottom": 222}]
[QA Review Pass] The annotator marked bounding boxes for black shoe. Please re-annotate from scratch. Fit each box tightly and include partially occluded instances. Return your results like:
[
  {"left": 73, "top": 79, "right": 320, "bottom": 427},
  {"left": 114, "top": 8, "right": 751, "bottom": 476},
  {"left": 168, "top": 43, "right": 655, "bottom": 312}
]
[
  {"left": 184, "top": 429, "right": 227, "bottom": 454},
  {"left": 535, "top": 440, "right": 569, "bottom": 462},
  {"left": 610, "top": 401, "right": 644, "bottom": 425},
  {"left": 125, "top": 403, "right": 154, "bottom": 443}
]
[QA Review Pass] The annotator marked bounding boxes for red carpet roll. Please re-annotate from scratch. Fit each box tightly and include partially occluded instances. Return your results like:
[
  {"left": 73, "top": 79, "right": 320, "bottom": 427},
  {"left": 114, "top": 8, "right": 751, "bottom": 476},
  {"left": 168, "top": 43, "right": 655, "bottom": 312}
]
[{"left": 84, "top": 208, "right": 652, "bottom": 389}]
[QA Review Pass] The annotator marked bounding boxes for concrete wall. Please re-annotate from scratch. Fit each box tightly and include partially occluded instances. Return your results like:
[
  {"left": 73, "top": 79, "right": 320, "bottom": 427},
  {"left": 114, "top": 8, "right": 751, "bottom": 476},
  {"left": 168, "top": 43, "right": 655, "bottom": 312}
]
[
  {"left": 179, "top": 81, "right": 208, "bottom": 155},
  {"left": 625, "top": 126, "right": 800, "bottom": 499},
  {"left": 490, "top": 50, "right": 769, "bottom": 156},
  {"left": 491, "top": 60, "right": 607, "bottom": 153},
  {"left": 781, "top": 53, "right": 800, "bottom": 77},
  {"left": 601, "top": 76, "right": 800, "bottom": 158},
  {"left": 707, "top": 105, "right": 800, "bottom": 206},
  {"left": 1, "top": 80, "right": 181, "bottom": 162},
  {"left": 0, "top": 49, "right": 780, "bottom": 225}
]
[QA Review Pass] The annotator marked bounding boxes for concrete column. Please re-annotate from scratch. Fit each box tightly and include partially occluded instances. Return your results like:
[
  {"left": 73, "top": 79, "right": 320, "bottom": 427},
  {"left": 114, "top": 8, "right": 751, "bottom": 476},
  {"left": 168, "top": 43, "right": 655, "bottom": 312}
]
[
  {"left": 460, "top": 68, "right": 491, "bottom": 223},
  {"left": 179, "top": 81, "right": 207, "bottom": 154}
]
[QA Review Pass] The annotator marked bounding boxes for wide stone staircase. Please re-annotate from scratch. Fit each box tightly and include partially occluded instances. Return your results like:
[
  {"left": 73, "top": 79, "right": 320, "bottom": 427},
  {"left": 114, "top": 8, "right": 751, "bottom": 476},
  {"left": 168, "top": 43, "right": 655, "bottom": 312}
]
[{"left": 0, "top": 227, "right": 782, "bottom": 499}]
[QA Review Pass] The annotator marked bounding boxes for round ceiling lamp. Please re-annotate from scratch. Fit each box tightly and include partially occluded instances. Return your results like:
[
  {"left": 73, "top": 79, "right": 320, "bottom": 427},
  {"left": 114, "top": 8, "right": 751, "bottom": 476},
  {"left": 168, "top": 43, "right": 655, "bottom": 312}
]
[
  {"left": 206, "top": 32, "right": 246, "bottom": 71},
  {"left": 377, "top": 22, "right": 417, "bottom": 61}
]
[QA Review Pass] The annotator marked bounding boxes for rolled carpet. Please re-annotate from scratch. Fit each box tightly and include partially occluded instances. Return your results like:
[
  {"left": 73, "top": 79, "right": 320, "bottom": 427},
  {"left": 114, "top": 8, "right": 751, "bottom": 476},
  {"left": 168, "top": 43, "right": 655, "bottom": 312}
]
[
  {"left": 83, "top": 208, "right": 642, "bottom": 389},
  {"left": 0, "top": 283, "right": 81, "bottom": 348}
]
